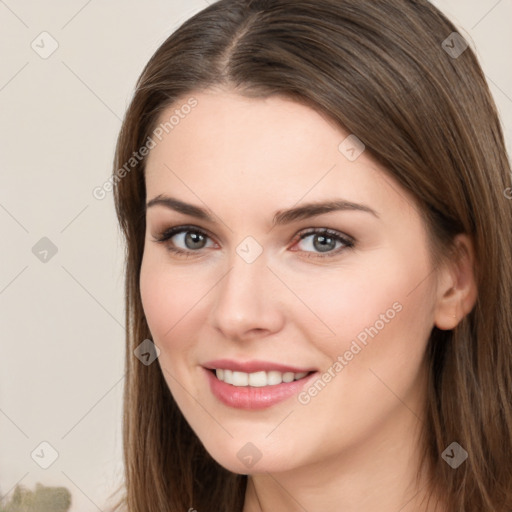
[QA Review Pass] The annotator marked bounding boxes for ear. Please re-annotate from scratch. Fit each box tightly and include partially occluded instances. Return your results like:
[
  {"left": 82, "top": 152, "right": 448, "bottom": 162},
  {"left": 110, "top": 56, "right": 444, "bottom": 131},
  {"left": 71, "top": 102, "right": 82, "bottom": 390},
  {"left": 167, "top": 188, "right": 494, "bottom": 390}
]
[{"left": 434, "top": 233, "right": 478, "bottom": 330}]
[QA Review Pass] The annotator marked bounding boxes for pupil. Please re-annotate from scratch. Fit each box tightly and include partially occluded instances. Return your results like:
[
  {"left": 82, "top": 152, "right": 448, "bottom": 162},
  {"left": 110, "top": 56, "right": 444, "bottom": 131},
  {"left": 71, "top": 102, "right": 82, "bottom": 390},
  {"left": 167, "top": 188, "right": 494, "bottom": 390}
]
[
  {"left": 314, "top": 235, "right": 335, "bottom": 252},
  {"left": 186, "top": 232, "right": 206, "bottom": 249},
  {"left": 183, "top": 233, "right": 336, "bottom": 252}
]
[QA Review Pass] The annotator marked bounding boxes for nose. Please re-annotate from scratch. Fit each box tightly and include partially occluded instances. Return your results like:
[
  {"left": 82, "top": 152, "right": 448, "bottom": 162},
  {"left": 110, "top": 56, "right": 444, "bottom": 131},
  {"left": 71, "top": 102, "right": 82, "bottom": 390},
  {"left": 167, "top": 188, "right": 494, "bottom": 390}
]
[{"left": 209, "top": 249, "right": 285, "bottom": 341}]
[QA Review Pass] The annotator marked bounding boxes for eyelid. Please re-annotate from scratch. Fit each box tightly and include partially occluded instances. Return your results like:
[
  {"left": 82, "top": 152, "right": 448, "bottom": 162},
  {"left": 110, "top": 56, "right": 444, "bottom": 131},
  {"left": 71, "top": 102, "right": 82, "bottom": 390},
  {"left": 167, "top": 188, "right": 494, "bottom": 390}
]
[
  {"left": 296, "top": 227, "right": 354, "bottom": 244},
  {"left": 153, "top": 224, "right": 215, "bottom": 242}
]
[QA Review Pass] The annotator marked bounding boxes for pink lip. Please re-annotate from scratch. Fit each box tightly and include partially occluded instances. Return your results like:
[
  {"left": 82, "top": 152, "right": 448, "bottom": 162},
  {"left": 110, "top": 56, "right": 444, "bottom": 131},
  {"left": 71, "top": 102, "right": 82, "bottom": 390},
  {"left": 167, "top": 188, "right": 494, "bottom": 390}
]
[
  {"left": 202, "top": 358, "right": 315, "bottom": 373},
  {"left": 203, "top": 367, "right": 318, "bottom": 410}
]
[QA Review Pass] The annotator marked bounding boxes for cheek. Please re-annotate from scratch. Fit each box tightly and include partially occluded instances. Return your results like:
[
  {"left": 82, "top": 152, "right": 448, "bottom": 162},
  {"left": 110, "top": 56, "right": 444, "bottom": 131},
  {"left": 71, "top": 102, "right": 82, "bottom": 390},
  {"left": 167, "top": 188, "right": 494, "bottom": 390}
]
[
  {"left": 289, "top": 246, "right": 436, "bottom": 386},
  {"left": 139, "top": 252, "right": 203, "bottom": 353},
  {"left": 286, "top": 254, "right": 431, "bottom": 346},
  {"left": 139, "top": 255, "right": 209, "bottom": 411},
  {"left": 286, "top": 257, "right": 435, "bottom": 457}
]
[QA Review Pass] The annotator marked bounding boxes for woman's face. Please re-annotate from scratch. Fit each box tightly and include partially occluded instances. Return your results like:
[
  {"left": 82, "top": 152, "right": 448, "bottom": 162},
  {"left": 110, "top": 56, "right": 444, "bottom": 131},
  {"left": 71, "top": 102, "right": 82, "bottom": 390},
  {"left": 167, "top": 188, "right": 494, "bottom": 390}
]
[{"left": 140, "top": 89, "right": 440, "bottom": 474}]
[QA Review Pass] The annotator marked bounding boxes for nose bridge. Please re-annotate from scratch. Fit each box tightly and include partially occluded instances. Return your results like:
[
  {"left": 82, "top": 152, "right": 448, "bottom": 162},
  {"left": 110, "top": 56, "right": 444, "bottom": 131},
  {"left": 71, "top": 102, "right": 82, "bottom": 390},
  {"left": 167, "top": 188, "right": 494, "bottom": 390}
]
[{"left": 210, "top": 243, "right": 283, "bottom": 338}]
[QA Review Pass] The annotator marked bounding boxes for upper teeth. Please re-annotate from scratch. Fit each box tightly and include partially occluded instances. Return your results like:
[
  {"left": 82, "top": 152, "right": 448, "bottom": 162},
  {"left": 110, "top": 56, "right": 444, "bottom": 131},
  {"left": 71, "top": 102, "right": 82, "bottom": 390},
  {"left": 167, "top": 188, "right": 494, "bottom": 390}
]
[{"left": 215, "top": 369, "right": 309, "bottom": 387}]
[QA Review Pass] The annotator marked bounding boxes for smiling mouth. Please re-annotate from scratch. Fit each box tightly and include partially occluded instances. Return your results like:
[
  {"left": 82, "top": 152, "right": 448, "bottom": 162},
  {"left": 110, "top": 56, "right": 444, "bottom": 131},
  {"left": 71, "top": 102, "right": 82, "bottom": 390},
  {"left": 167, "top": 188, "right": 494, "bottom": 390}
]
[{"left": 209, "top": 368, "right": 315, "bottom": 387}]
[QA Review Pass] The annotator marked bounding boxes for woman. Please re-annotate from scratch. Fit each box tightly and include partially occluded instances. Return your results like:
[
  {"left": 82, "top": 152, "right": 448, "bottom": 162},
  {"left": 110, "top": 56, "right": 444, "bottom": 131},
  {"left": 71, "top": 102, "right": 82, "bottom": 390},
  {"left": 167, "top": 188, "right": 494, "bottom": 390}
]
[{"left": 110, "top": 0, "right": 512, "bottom": 510}]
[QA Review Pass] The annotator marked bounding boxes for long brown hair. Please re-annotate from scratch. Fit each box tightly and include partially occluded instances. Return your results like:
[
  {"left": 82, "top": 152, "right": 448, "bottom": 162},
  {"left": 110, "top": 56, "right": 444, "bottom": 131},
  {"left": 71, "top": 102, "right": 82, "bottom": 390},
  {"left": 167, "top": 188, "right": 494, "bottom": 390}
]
[{"left": 111, "top": 1, "right": 512, "bottom": 510}]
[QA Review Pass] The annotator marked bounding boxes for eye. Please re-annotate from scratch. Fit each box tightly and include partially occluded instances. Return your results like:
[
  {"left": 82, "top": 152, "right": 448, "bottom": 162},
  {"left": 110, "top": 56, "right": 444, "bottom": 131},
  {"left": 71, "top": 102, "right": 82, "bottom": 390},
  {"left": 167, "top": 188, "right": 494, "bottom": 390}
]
[
  {"left": 152, "top": 225, "right": 355, "bottom": 259},
  {"left": 291, "top": 228, "right": 354, "bottom": 258},
  {"left": 153, "top": 225, "right": 216, "bottom": 257}
]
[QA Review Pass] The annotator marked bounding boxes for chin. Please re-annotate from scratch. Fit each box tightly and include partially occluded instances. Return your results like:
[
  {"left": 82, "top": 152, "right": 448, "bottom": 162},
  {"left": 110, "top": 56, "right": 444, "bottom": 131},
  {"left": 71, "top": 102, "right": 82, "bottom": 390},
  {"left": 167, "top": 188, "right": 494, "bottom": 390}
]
[{"left": 198, "top": 436, "right": 299, "bottom": 475}]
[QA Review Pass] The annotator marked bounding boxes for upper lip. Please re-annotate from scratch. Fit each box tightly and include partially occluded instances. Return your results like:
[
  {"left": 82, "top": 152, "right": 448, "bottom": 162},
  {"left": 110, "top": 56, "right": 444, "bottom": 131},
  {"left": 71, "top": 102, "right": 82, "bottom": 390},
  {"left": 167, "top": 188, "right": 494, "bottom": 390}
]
[{"left": 202, "top": 359, "right": 316, "bottom": 374}]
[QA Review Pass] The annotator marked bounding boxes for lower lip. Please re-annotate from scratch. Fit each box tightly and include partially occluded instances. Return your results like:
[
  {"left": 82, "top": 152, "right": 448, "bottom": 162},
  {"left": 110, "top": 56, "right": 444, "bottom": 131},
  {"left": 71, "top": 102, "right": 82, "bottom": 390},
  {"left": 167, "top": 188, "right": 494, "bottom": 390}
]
[{"left": 203, "top": 368, "right": 318, "bottom": 410}]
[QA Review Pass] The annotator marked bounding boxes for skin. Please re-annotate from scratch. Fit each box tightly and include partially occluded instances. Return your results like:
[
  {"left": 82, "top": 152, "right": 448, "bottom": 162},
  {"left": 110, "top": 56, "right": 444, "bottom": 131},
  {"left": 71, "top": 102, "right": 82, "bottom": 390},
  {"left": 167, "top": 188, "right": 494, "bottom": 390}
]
[{"left": 140, "top": 89, "right": 477, "bottom": 512}]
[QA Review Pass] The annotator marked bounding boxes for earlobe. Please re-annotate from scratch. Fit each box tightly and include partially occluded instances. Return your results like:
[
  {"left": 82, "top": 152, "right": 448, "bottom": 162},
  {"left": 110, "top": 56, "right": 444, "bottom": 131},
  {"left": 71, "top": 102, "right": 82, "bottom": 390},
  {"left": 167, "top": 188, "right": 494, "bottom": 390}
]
[{"left": 433, "top": 234, "right": 478, "bottom": 330}]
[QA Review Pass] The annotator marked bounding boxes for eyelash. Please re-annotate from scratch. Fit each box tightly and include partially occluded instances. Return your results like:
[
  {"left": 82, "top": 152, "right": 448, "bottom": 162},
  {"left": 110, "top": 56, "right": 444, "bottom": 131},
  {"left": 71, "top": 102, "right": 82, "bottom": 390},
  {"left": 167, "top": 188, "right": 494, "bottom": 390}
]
[{"left": 153, "top": 225, "right": 355, "bottom": 259}]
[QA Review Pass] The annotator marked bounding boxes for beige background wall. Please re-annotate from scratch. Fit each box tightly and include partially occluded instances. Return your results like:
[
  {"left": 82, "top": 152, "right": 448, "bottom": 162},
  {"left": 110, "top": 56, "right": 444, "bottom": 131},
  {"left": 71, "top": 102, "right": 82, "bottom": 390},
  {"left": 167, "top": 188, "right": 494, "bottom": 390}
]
[{"left": 1, "top": 1, "right": 511, "bottom": 510}]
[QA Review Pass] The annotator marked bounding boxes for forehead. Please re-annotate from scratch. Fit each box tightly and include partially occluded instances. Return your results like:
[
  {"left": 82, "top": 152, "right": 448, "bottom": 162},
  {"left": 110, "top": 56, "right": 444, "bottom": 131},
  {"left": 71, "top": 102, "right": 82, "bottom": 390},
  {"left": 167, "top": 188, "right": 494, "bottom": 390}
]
[
  {"left": 148, "top": 90, "right": 343, "bottom": 171},
  {"left": 143, "top": 90, "right": 416, "bottom": 221}
]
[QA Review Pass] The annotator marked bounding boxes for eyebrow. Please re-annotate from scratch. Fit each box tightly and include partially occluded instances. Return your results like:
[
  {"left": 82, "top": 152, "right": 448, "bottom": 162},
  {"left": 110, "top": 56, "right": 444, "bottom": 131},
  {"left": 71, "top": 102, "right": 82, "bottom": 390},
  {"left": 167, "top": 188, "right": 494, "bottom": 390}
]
[{"left": 146, "top": 194, "right": 379, "bottom": 226}]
